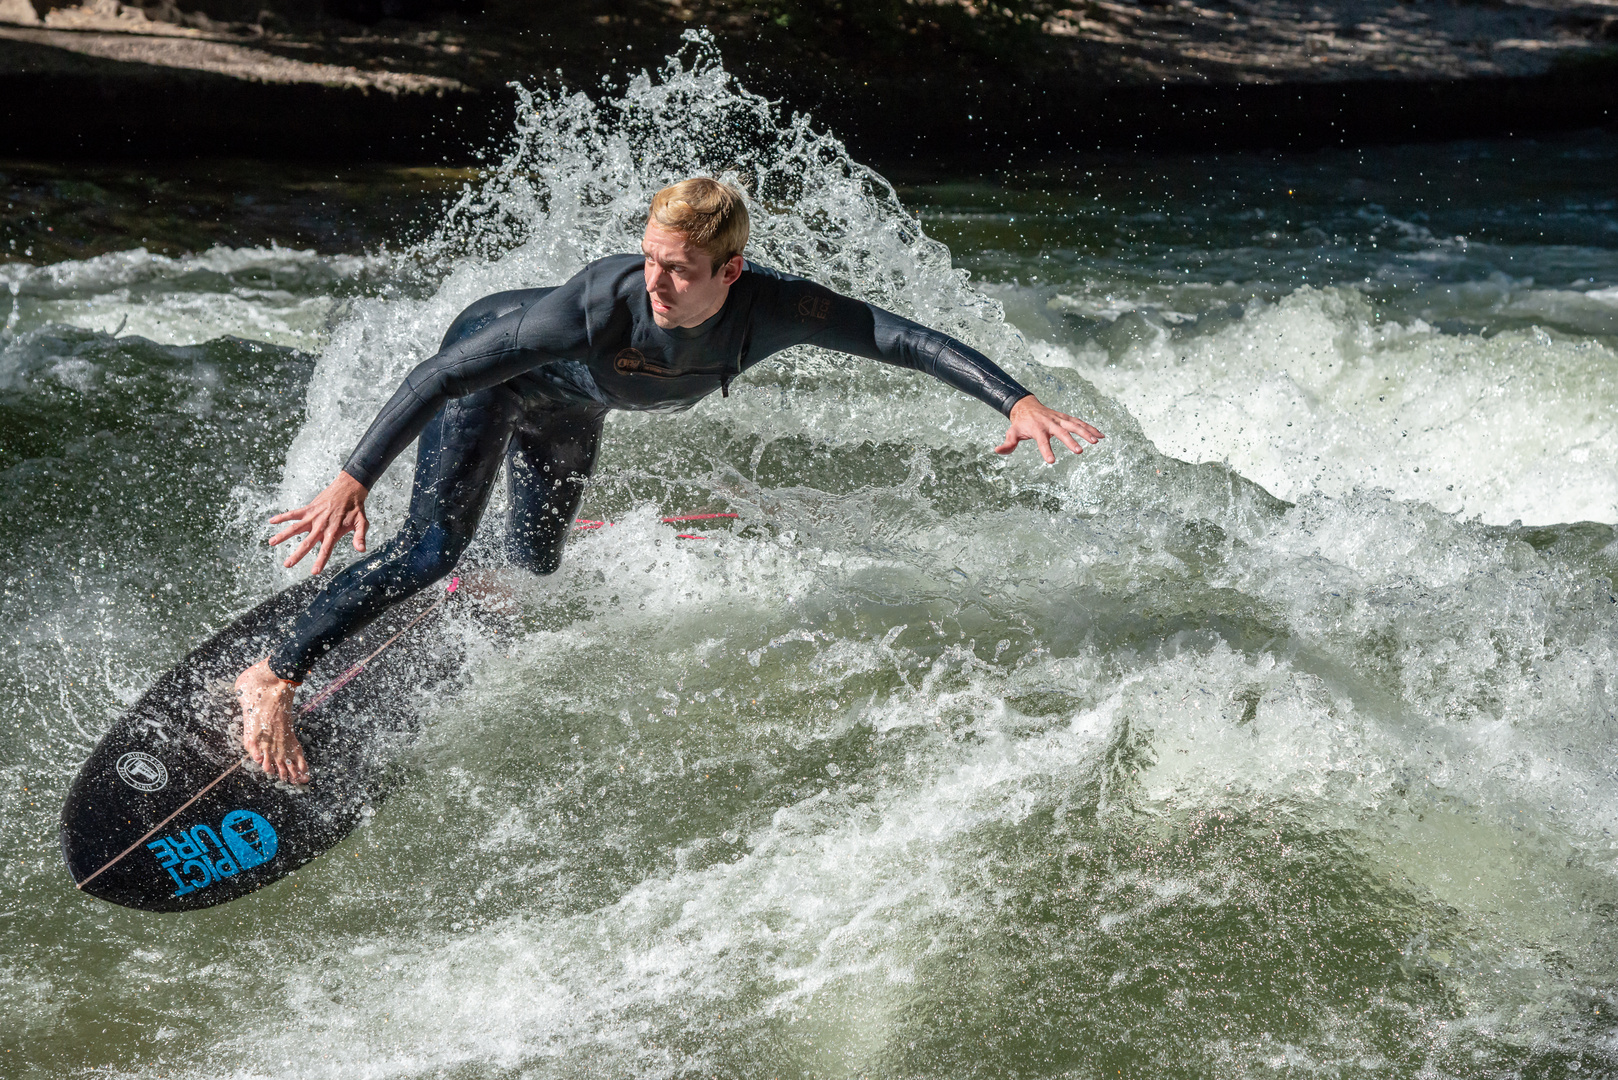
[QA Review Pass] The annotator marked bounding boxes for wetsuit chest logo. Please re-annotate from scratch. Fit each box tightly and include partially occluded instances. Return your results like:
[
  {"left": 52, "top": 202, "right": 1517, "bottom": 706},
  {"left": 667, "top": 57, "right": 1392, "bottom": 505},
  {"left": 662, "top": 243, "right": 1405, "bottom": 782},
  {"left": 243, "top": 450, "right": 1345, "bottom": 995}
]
[{"left": 615, "top": 348, "right": 646, "bottom": 373}]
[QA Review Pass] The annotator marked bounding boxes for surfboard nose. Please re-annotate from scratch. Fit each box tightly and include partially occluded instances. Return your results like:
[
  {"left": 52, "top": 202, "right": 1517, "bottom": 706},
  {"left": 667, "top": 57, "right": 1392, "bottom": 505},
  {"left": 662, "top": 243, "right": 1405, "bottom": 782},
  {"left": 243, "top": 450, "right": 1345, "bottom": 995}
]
[{"left": 61, "top": 576, "right": 466, "bottom": 912}]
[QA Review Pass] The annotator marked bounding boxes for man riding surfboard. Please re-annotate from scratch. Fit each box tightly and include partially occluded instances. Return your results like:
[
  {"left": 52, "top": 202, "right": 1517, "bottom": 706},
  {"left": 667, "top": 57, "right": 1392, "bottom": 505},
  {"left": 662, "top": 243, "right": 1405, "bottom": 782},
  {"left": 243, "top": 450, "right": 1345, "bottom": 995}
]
[{"left": 236, "top": 178, "right": 1104, "bottom": 784}]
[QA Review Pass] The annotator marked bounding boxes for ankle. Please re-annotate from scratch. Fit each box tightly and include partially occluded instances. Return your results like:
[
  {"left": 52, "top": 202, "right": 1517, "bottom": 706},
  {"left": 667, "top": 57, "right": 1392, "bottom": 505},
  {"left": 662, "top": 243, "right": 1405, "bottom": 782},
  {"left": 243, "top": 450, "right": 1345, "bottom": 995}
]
[{"left": 242, "top": 659, "right": 301, "bottom": 689}]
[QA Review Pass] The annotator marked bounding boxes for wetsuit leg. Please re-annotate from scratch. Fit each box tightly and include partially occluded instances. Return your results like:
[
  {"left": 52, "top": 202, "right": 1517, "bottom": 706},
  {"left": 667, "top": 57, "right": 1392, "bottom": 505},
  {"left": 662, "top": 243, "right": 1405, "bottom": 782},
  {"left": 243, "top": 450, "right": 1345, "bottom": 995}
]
[
  {"left": 267, "top": 385, "right": 524, "bottom": 682},
  {"left": 504, "top": 404, "right": 607, "bottom": 574}
]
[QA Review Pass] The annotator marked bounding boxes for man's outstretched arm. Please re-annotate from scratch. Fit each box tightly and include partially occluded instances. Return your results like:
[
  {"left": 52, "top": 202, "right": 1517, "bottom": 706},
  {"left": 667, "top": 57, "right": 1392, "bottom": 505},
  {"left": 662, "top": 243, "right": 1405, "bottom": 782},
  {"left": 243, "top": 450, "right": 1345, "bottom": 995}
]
[
  {"left": 341, "top": 309, "right": 540, "bottom": 491},
  {"left": 271, "top": 282, "right": 589, "bottom": 573},
  {"left": 266, "top": 316, "right": 533, "bottom": 577},
  {"left": 791, "top": 287, "right": 1104, "bottom": 461}
]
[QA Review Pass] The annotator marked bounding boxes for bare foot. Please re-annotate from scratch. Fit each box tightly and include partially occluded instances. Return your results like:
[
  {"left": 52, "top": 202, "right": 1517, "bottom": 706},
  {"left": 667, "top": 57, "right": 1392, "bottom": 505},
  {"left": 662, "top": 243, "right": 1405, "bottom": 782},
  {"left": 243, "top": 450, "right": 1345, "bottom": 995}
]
[{"left": 235, "top": 659, "right": 310, "bottom": 785}]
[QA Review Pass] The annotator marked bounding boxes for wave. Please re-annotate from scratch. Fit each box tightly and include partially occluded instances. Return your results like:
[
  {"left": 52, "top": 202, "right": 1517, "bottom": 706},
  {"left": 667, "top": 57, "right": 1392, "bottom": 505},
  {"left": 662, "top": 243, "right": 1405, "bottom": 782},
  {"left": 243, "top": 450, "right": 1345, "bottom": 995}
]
[
  {"left": 3, "top": 31, "right": 1617, "bottom": 1080},
  {"left": 1032, "top": 285, "right": 1618, "bottom": 526}
]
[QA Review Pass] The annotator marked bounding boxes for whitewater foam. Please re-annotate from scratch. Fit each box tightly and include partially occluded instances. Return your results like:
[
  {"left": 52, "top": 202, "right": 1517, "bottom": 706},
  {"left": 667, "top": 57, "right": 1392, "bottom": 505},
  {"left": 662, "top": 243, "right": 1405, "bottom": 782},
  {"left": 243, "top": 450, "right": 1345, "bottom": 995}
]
[
  {"left": 4, "top": 33, "right": 1618, "bottom": 1080},
  {"left": 1036, "top": 285, "right": 1618, "bottom": 526}
]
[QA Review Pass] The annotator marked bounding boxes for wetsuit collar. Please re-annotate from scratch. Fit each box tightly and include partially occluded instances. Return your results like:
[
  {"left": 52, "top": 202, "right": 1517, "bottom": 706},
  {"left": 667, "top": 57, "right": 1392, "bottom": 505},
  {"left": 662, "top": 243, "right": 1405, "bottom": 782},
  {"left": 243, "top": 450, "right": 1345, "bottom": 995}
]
[{"left": 660, "top": 299, "right": 728, "bottom": 340}]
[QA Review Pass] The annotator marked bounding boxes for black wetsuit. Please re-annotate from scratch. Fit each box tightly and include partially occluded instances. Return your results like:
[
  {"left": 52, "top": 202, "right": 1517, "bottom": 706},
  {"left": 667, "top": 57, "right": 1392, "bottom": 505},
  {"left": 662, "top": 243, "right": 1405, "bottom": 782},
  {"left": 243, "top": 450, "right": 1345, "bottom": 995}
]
[{"left": 267, "top": 254, "right": 1030, "bottom": 682}]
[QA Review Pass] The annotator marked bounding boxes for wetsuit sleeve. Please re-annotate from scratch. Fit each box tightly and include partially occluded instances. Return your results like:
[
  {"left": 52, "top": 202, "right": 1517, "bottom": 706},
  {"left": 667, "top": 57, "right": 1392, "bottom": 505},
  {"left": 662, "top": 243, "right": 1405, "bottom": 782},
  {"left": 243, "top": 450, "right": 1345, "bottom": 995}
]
[
  {"left": 767, "top": 280, "right": 1031, "bottom": 417},
  {"left": 340, "top": 281, "right": 589, "bottom": 488}
]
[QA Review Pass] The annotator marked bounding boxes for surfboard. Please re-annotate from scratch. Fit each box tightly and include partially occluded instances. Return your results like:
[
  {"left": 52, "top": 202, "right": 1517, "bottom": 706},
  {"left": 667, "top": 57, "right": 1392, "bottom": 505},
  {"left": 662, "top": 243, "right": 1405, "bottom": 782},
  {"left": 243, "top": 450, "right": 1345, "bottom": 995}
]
[
  {"left": 60, "top": 575, "right": 466, "bottom": 912},
  {"left": 59, "top": 511, "right": 736, "bottom": 912}
]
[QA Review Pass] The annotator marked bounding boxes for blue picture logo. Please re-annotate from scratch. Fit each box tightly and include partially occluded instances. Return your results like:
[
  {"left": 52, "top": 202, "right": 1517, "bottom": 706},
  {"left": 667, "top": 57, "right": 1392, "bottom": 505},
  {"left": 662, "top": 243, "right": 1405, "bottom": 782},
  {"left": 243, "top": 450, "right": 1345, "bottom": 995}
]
[{"left": 147, "top": 809, "right": 278, "bottom": 897}]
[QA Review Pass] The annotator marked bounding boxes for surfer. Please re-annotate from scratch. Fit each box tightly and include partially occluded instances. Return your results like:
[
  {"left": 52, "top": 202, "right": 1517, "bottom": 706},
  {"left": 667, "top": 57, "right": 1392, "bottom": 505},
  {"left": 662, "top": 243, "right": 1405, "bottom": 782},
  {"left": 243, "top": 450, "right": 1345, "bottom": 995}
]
[{"left": 235, "top": 178, "right": 1104, "bottom": 784}]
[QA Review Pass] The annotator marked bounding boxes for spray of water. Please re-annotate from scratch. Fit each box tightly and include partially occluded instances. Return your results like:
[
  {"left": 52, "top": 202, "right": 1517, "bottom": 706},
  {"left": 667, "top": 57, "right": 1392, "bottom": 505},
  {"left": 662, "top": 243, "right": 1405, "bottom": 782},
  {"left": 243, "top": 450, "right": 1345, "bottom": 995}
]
[
  {"left": 1039, "top": 286, "right": 1618, "bottom": 526},
  {"left": 279, "top": 30, "right": 1032, "bottom": 542},
  {"left": 2, "top": 31, "right": 1617, "bottom": 1080}
]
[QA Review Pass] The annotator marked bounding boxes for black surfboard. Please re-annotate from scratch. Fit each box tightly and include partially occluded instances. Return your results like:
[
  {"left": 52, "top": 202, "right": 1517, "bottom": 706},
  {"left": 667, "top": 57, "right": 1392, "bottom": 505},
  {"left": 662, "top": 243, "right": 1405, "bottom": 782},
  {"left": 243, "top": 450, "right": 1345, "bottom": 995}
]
[{"left": 60, "top": 575, "right": 467, "bottom": 912}]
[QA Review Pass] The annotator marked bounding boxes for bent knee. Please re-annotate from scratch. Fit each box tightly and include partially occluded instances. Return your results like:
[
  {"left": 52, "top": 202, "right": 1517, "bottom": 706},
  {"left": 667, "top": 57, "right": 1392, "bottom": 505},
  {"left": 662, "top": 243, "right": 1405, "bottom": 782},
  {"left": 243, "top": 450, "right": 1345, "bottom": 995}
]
[
  {"left": 401, "top": 523, "right": 472, "bottom": 583},
  {"left": 511, "top": 547, "right": 564, "bottom": 576},
  {"left": 505, "top": 535, "right": 566, "bottom": 577}
]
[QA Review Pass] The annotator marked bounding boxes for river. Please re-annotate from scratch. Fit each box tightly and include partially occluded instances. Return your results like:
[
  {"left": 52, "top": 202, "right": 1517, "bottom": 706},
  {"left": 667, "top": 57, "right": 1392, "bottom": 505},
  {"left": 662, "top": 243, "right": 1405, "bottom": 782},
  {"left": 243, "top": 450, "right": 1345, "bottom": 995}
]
[{"left": 4, "top": 38, "right": 1617, "bottom": 1079}]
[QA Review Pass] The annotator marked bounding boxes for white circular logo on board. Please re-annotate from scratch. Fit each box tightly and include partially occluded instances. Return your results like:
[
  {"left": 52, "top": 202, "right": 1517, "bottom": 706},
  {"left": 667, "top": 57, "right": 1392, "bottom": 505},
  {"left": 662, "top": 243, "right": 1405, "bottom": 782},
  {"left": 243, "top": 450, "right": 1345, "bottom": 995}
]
[{"left": 116, "top": 751, "right": 169, "bottom": 793}]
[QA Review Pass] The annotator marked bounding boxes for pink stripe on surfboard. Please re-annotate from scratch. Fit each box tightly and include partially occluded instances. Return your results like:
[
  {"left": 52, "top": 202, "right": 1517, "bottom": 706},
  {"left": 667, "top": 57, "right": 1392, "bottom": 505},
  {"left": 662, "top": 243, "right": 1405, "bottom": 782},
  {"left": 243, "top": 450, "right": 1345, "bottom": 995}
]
[{"left": 300, "top": 575, "right": 459, "bottom": 716}]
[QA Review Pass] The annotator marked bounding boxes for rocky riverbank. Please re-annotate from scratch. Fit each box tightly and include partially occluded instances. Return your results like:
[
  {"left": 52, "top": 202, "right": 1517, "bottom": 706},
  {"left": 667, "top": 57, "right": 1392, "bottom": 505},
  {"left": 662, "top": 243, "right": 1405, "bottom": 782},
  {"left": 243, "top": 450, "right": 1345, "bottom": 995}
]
[{"left": 2, "top": 0, "right": 1615, "bottom": 165}]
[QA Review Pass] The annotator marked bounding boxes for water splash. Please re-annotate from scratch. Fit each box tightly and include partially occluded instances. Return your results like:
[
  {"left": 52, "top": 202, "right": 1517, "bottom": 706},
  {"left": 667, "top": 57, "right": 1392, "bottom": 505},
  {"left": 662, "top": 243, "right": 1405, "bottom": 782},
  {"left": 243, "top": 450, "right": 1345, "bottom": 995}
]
[
  {"left": 1039, "top": 285, "right": 1618, "bottom": 525},
  {"left": 279, "top": 30, "right": 1033, "bottom": 537},
  {"left": 4, "top": 39, "right": 1618, "bottom": 1080}
]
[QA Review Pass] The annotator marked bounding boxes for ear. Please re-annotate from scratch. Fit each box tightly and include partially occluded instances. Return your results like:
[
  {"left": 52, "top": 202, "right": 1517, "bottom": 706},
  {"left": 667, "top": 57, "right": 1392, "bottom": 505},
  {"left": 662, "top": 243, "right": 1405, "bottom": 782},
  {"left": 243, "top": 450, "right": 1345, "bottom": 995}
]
[{"left": 719, "top": 254, "right": 744, "bottom": 286}]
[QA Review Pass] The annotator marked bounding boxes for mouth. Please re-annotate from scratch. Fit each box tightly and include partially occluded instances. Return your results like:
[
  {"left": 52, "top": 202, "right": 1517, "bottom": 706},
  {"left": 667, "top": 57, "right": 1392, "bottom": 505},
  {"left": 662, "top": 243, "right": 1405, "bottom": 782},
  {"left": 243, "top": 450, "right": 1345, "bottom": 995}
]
[{"left": 649, "top": 294, "right": 671, "bottom": 313}]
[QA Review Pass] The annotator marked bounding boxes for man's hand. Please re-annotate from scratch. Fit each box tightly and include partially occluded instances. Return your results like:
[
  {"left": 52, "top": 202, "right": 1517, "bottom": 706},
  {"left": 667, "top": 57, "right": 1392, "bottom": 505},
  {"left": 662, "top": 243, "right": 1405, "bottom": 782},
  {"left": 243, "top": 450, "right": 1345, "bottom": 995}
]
[
  {"left": 269, "top": 471, "right": 371, "bottom": 575},
  {"left": 996, "top": 395, "right": 1105, "bottom": 464}
]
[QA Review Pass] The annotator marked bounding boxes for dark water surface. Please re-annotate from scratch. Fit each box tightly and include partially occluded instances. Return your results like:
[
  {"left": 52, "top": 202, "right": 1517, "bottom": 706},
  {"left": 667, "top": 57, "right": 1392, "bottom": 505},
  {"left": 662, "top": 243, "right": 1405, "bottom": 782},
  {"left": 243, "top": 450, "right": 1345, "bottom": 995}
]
[{"left": 4, "top": 43, "right": 1618, "bottom": 1079}]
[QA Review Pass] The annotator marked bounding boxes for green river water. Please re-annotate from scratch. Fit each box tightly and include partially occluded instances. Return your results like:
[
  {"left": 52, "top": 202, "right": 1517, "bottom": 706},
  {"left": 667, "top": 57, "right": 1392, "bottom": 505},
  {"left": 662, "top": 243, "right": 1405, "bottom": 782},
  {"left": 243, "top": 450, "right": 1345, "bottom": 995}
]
[{"left": 4, "top": 37, "right": 1618, "bottom": 1079}]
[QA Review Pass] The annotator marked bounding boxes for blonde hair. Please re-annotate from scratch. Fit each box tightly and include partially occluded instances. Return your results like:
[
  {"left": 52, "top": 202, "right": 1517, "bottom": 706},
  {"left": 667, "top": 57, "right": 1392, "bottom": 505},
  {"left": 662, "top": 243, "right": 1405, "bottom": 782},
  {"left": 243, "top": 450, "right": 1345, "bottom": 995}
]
[{"left": 647, "top": 178, "right": 750, "bottom": 271}]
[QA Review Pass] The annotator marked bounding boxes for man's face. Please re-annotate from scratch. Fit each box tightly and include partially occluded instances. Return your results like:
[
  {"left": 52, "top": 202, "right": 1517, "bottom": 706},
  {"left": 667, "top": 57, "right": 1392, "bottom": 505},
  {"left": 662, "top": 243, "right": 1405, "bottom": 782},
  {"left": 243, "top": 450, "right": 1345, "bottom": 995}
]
[{"left": 642, "top": 221, "right": 742, "bottom": 329}]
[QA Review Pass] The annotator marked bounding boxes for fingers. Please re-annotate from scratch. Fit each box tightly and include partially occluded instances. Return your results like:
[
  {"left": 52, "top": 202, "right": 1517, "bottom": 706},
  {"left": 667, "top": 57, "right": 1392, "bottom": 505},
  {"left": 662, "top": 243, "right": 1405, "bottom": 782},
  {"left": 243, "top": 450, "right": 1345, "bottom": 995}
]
[
  {"left": 282, "top": 513, "right": 339, "bottom": 573},
  {"left": 284, "top": 530, "right": 320, "bottom": 570},
  {"left": 274, "top": 502, "right": 366, "bottom": 571},
  {"left": 270, "top": 505, "right": 321, "bottom": 549},
  {"left": 270, "top": 519, "right": 312, "bottom": 548},
  {"left": 1000, "top": 413, "right": 1107, "bottom": 461},
  {"left": 1046, "top": 412, "right": 1103, "bottom": 445},
  {"left": 1070, "top": 419, "right": 1105, "bottom": 443},
  {"left": 1043, "top": 416, "right": 1103, "bottom": 458},
  {"left": 277, "top": 520, "right": 335, "bottom": 572},
  {"left": 310, "top": 527, "right": 335, "bottom": 575}
]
